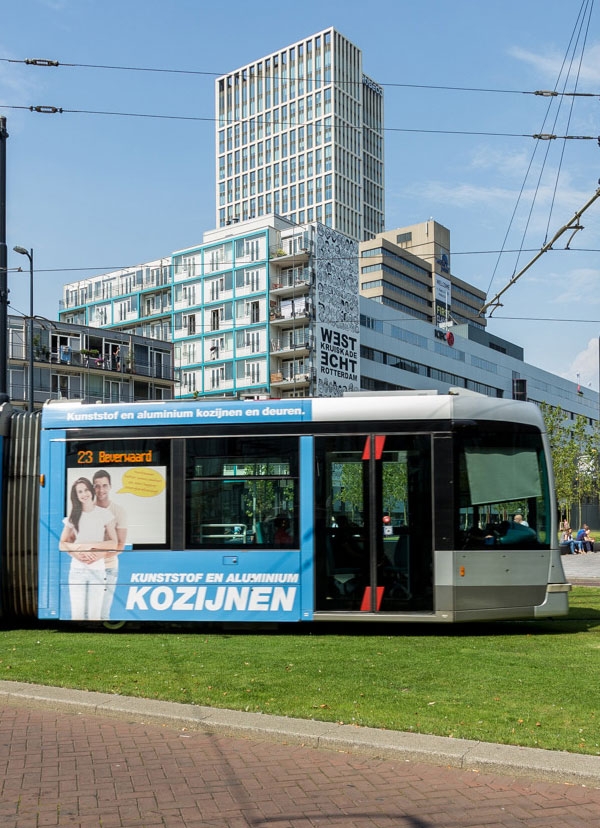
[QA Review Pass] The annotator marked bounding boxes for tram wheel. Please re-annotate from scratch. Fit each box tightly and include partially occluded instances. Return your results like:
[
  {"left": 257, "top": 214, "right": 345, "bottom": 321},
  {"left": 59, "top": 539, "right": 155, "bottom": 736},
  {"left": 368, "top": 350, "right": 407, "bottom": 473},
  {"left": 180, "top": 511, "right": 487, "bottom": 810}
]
[{"left": 102, "top": 620, "right": 127, "bottom": 631}]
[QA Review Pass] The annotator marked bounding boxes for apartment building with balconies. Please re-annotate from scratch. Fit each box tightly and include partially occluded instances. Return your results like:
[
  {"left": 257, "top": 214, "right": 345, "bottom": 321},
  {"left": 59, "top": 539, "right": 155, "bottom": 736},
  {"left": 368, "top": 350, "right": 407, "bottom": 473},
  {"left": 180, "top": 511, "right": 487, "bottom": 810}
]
[
  {"left": 8, "top": 315, "right": 173, "bottom": 408},
  {"left": 59, "top": 216, "right": 358, "bottom": 400}
]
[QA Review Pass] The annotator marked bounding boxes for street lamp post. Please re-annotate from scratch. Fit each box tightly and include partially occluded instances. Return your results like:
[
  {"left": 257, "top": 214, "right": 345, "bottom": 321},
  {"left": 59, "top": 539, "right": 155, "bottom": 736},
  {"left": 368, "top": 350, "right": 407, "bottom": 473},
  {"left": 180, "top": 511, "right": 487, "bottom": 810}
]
[
  {"left": 13, "top": 246, "right": 34, "bottom": 412},
  {"left": 0, "top": 116, "right": 9, "bottom": 404}
]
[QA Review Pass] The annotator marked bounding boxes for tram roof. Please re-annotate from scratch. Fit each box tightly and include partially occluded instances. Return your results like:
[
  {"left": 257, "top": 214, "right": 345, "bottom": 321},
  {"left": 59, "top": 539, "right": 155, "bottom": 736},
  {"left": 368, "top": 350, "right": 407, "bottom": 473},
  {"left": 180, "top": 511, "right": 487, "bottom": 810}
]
[
  {"left": 313, "top": 390, "right": 543, "bottom": 428},
  {"left": 39, "top": 390, "right": 545, "bottom": 432}
]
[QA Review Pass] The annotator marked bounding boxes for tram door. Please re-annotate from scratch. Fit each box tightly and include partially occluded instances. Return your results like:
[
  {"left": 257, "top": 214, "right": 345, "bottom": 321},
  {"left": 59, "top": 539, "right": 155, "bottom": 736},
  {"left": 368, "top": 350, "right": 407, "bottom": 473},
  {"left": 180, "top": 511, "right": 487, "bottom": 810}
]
[{"left": 314, "top": 433, "right": 433, "bottom": 613}]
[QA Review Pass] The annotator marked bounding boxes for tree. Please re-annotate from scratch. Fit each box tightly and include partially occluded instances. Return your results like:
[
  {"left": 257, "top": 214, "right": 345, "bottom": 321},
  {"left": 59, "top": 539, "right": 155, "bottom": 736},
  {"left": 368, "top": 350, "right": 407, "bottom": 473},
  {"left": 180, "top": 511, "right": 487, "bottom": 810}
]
[
  {"left": 241, "top": 463, "right": 294, "bottom": 528},
  {"left": 383, "top": 460, "right": 408, "bottom": 521},
  {"left": 540, "top": 403, "right": 597, "bottom": 526},
  {"left": 337, "top": 459, "right": 409, "bottom": 524},
  {"left": 338, "top": 462, "right": 363, "bottom": 522}
]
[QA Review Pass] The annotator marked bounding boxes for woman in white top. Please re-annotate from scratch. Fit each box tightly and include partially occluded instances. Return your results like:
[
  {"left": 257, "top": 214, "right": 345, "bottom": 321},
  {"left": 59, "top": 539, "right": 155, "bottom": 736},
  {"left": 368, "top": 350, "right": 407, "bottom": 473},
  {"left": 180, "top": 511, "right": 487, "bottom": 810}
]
[{"left": 59, "top": 477, "right": 117, "bottom": 620}]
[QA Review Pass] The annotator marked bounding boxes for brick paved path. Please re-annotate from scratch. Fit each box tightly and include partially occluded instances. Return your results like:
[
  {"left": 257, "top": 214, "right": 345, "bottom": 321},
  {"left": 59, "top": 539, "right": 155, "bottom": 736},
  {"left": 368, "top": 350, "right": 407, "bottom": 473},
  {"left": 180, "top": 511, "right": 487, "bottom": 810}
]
[{"left": 2, "top": 704, "right": 600, "bottom": 828}]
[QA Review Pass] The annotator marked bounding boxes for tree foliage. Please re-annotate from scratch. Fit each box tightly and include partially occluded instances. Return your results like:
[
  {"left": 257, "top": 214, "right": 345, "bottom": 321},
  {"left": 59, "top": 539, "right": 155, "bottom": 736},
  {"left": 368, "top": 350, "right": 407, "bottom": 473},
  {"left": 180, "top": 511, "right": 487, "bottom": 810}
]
[
  {"left": 383, "top": 460, "right": 408, "bottom": 517},
  {"left": 337, "top": 459, "right": 409, "bottom": 522},
  {"left": 540, "top": 403, "right": 598, "bottom": 526},
  {"left": 338, "top": 462, "right": 363, "bottom": 520}
]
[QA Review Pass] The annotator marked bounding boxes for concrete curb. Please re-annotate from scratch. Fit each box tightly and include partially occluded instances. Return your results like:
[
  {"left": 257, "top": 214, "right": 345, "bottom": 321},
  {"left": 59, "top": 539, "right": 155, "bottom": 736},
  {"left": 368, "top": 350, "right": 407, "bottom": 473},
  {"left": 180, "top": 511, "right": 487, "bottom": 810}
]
[{"left": 1, "top": 680, "right": 599, "bottom": 788}]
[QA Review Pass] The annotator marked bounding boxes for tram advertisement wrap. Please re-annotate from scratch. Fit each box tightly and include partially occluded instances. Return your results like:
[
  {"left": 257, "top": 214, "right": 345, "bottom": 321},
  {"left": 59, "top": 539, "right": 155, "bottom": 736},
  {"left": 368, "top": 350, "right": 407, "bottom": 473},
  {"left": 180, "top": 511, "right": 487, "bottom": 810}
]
[
  {"left": 58, "top": 457, "right": 304, "bottom": 622},
  {"left": 114, "top": 554, "right": 302, "bottom": 622},
  {"left": 60, "top": 552, "right": 303, "bottom": 623},
  {"left": 59, "top": 462, "right": 168, "bottom": 620},
  {"left": 43, "top": 399, "right": 312, "bottom": 429}
]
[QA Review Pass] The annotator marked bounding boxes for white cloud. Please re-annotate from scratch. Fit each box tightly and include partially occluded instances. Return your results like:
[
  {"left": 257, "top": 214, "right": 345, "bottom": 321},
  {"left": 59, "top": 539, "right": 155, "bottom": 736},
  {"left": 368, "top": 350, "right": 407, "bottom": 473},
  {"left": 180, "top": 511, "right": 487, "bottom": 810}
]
[
  {"left": 509, "top": 43, "right": 600, "bottom": 84},
  {"left": 0, "top": 46, "right": 44, "bottom": 105},
  {"left": 408, "top": 180, "right": 518, "bottom": 208},
  {"left": 563, "top": 336, "right": 600, "bottom": 391},
  {"left": 39, "top": 0, "right": 71, "bottom": 10},
  {"left": 531, "top": 264, "right": 600, "bottom": 300},
  {"left": 469, "top": 146, "right": 532, "bottom": 177}
]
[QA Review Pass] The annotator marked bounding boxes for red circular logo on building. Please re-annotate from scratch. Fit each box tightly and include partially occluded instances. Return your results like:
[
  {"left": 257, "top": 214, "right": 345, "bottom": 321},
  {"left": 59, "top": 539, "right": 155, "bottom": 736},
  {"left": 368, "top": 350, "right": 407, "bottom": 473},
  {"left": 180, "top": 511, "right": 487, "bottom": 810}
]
[{"left": 445, "top": 331, "right": 455, "bottom": 347}]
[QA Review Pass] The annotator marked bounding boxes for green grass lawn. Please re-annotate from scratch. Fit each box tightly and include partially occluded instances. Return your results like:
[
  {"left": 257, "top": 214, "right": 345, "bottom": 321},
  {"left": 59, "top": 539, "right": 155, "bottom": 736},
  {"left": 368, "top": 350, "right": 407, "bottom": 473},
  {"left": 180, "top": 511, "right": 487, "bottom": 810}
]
[{"left": 1, "top": 586, "right": 600, "bottom": 755}]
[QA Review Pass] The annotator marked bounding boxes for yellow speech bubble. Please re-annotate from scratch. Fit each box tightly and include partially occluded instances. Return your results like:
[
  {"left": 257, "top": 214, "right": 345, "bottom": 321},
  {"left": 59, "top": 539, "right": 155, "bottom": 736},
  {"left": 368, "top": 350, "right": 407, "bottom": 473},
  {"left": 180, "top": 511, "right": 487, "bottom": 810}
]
[{"left": 117, "top": 467, "right": 165, "bottom": 498}]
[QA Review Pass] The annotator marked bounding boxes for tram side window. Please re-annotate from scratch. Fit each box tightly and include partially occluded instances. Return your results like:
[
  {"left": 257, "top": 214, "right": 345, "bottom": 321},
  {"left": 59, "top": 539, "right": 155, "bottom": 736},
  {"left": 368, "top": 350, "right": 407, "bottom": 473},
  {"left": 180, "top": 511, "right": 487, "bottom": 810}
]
[
  {"left": 456, "top": 428, "right": 551, "bottom": 549},
  {"left": 185, "top": 435, "right": 299, "bottom": 548}
]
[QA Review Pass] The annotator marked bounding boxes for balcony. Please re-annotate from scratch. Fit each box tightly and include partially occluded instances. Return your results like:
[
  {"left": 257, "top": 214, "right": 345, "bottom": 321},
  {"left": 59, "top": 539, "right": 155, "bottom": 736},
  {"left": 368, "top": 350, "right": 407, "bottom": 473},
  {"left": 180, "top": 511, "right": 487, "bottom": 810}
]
[
  {"left": 269, "top": 372, "right": 311, "bottom": 389},
  {"left": 206, "top": 347, "right": 234, "bottom": 362},
  {"left": 270, "top": 339, "right": 312, "bottom": 359},
  {"left": 269, "top": 246, "right": 311, "bottom": 264},
  {"left": 206, "top": 378, "right": 235, "bottom": 392},
  {"left": 269, "top": 277, "right": 311, "bottom": 299},
  {"left": 268, "top": 308, "right": 310, "bottom": 327},
  {"left": 140, "top": 305, "right": 171, "bottom": 320}
]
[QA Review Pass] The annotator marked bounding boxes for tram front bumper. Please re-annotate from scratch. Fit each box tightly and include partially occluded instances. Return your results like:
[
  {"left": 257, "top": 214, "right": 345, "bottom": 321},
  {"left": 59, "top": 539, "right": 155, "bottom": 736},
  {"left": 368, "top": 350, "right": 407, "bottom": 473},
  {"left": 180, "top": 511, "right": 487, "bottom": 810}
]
[{"left": 534, "top": 582, "right": 571, "bottom": 618}]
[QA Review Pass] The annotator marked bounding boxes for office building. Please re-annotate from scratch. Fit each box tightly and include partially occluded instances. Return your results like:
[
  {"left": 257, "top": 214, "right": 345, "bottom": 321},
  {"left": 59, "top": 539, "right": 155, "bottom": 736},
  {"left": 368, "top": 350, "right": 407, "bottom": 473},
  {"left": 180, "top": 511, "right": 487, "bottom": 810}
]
[
  {"left": 215, "top": 27, "right": 384, "bottom": 242},
  {"left": 359, "top": 220, "right": 487, "bottom": 330},
  {"left": 359, "top": 295, "right": 597, "bottom": 424}
]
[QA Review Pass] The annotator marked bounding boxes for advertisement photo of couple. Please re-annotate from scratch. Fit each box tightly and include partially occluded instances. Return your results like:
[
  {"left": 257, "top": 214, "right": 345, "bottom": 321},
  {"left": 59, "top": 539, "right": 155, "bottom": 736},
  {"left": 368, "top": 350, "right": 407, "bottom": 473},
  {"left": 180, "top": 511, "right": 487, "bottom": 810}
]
[{"left": 59, "top": 469, "right": 128, "bottom": 621}]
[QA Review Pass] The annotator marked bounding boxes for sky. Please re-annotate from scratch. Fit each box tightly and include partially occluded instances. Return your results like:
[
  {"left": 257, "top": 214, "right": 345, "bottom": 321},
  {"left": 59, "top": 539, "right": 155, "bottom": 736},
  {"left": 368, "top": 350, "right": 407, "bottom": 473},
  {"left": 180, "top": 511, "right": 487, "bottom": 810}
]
[{"left": 1, "top": 0, "right": 600, "bottom": 387}]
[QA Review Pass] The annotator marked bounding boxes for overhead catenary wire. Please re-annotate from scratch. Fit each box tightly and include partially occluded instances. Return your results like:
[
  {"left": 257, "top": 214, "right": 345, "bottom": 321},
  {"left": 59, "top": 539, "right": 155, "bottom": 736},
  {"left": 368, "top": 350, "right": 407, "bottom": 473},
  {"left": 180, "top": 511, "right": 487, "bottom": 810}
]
[
  {"left": 478, "top": 0, "right": 597, "bottom": 312},
  {"left": 480, "top": 186, "right": 600, "bottom": 317},
  {"left": 538, "top": 0, "right": 593, "bottom": 244},
  {"left": 2, "top": 16, "right": 599, "bottom": 329},
  {"left": 20, "top": 243, "right": 600, "bottom": 280},
  {"left": 0, "top": 103, "right": 598, "bottom": 141},
  {"left": 2, "top": 55, "right": 600, "bottom": 98}
]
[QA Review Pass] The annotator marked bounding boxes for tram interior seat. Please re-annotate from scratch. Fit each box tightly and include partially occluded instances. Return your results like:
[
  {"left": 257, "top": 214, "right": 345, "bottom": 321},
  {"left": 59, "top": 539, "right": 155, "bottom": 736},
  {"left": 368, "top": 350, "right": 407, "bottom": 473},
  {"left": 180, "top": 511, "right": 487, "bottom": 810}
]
[
  {"left": 325, "top": 530, "right": 362, "bottom": 596},
  {"left": 381, "top": 528, "right": 411, "bottom": 599},
  {"left": 460, "top": 523, "right": 493, "bottom": 548},
  {"left": 201, "top": 523, "right": 248, "bottom": 543},
  {"left": 255, "top": 521, "right": 274, "bottom": 545}
]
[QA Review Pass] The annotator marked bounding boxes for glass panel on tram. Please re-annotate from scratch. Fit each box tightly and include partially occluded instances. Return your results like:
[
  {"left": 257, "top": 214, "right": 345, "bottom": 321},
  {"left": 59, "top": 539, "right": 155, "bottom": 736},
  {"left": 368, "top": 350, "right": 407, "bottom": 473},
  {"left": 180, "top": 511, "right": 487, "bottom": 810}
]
[
  {"left": 314, "top": 435, "right": 368, "bottom": 611},
  {"left": 456, "top": 428, "right": 551, "bottom": 550},
  {"left": 378, "top": 435, "right": 433, "bottom": 612},
  {"left": 314, "top": 434, "right": 433, "bottom": 612},
  {"left": 185, "top": 436, "right": 299, "bottom": 548}
]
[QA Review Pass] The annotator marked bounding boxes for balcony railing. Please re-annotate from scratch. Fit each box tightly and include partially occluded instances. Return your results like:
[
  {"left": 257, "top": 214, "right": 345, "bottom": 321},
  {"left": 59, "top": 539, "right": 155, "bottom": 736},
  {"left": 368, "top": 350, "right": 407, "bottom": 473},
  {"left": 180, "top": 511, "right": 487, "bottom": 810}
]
[{"left": 269, "top": 372, "right": 311, "bottom": 386}]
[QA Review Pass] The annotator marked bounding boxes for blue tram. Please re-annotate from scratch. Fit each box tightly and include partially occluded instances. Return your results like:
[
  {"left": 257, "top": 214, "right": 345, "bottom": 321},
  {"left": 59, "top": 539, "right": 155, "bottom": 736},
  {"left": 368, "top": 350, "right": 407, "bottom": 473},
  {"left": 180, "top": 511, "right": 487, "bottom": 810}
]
[{"left": 25, "top": 390, "right": 569, "bottom": 625}]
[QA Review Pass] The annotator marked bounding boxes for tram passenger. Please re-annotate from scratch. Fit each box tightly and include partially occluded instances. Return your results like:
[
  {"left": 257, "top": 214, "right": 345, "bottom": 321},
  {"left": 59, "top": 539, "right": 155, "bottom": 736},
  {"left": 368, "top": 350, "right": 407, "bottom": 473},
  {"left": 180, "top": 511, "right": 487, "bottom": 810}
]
[
  {"left": 59, "top": 477, "right": 118, "bottom": 620},
  {"left": 273, "top": 514, "right": 293, "bottom": 546},
  {"left": 486, "top": 519, "right": 537, "bottom": 546}
]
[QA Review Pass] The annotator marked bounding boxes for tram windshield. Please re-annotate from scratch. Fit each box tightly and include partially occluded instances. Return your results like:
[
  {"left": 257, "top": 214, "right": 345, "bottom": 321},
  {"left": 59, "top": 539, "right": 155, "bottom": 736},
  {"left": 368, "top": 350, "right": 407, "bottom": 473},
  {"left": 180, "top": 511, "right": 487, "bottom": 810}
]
[{"left": 456, "top": 426, "right": 551, "bottom": 549}]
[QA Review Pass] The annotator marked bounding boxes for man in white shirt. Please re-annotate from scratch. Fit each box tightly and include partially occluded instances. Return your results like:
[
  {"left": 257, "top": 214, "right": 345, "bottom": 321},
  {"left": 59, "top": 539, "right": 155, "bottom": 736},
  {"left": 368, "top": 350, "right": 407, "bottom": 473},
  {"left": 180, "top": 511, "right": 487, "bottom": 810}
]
[{"left": 93, "top": 469, "right": 128, "bottom": 620}]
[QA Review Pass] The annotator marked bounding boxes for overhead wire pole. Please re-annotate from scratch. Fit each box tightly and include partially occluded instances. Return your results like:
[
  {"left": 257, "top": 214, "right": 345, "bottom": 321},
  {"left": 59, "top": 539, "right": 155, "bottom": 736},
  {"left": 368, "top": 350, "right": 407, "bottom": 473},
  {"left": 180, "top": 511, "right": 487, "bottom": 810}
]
[{"left": 480, "top": 186, "right": 600, "bottom": 317}]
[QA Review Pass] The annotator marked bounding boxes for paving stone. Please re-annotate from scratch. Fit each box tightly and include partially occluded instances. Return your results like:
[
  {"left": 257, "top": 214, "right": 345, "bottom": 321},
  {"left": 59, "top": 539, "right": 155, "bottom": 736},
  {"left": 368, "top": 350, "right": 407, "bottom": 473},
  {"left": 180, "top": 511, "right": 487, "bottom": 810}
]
[{"left": 2, "top": 703, "right": 600, "bottom": 827}]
